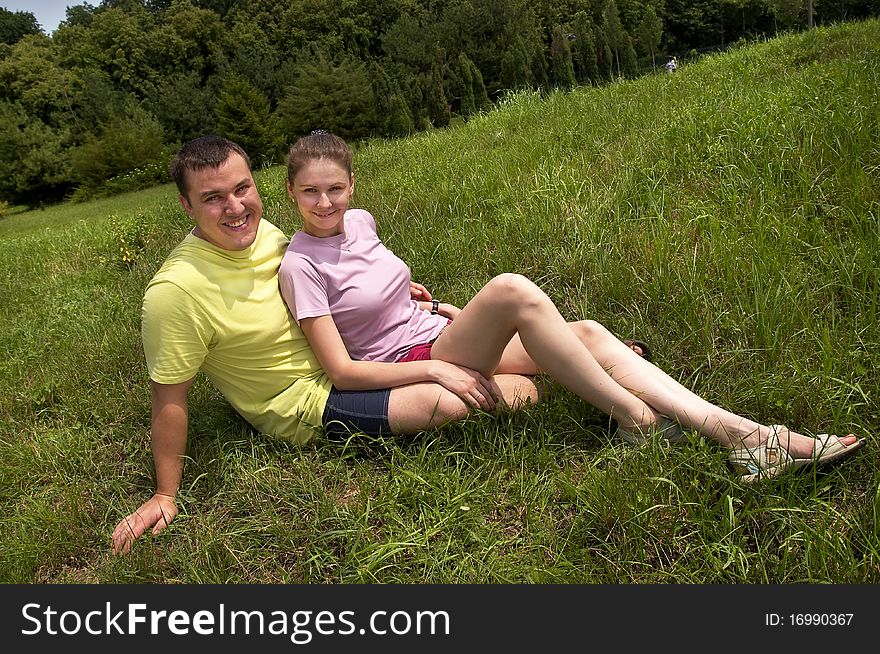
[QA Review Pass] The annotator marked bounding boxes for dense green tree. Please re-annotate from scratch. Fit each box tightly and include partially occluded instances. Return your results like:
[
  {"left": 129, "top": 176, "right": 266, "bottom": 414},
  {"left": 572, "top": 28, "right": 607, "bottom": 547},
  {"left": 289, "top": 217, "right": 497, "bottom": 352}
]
[
  {"left": 101, "top": 0, "right": 150, "bottom": 11},
  {"left": 3, "top": 0, "right": 879, "bottom": 207},
  {"left": 148, "top": 0, "right": 225, "bottom": 78},
  {"left": 592, "top": 19, "right": 613, "bottom": 80},
  {"left": 64, "top": 4, "right": 98, "bottom": 28},
  {"left": 549, "top": 25, "right": 577, "bottom": 88},
  {"left": 426, "top": 57, "right": 451, "bottom": 127},
  {"left": 143, "top": 70, "right": 216, "bottom": 142},
  {"left": 456, "top": 62, "right": 476, "bottom": 117},
  {"left": 216, "top": 20, "right": 294, "bottom": 108},
  {"left": 532, "top": 0, "right": 597, "bottom": 32},
  {"left": 368, "top": 60, "right": 395, "bottom": 132},
  {"left": 387, "top": 92, "right": 415, "bottom": 136},
  {"left": 276, "top": 52, "right": 379, "bottom": 141},
  {"left": 53, "top": 5, "right": 156, "bottom": 97},
  {"left": 718, "top": 0, "right": 778, "bottom": 43},
  {"left": 663, "top": 0, "right": 722, "bottom": 50},
  {"left": 529, "top": 34, "right": 550, "bottom": 89},
  {"left": 382, "top": 12, "right": 437, "bottom": 70},
  {"left": 570, "top": 12, "right": 600, "bottom": 83},
  {"left": 0, "top": 8, "right": 42, "bottom": 44},
  {"left": 768, "top": 0, "right": 803, "bottom": 29},
  {"left": 0, "top": 101, "right": 71, "bottom": 204},
  {"left": 615, "top": 0, "right": 648, "bottom": 30},
  {"left": 68, "top": 69, "right": 130, "bottom": 140},
  {"left": 404, "top": 73, "right": 430, "bottom": 131},
  {"left": 373, "top": 60, "right": 431, "bottom": 135},
  {"left": 815, "top": 0, "right": 879, "bottom": 23},
  {"left": 637, "top": 4, "right": 663, "bottom": 68},
  {"left": 146, "top": 0, "right": 175, "bottom": 13},
  {"left": 357, "top": 0, "right": 412, "bottom": 40},
  {"left": 621, "top": 32, "right": 639, "bottom": 75},
  {"left": 720, "top": 0, "right": 750, "bottom": 43},
  {"left": 215, "top": 74, "right": 283, "bottom": 167},
  {"left": 271, "top": 0, "right": 377, "bottom": 58},
  {"left": 0, "top": 35, "right": 77, "bottom": 124},
  {"left": 447, "top": 51, "right": 491, "bottom": 114},
  {"left": 603, "top": 0, "right": 627, "bottom": 77},
  {"left": 435, "top": 0, "right": 478, "bottom": 67},
  {"left": 193, "top": 0, "right": 238, "bottom": 17},
  {"left": 432, "top": 0, "right": 547, "bottom": 95},
  {"left": 69, "top": 104, "right": 165, "bottom": 193},
  {"left": 451, "top": 52, "right": 477, "bottom": 116},
  {"left": 469, "top": 57, "right": 491, "bottom": 109},
  {"left": 500, "top": 36, "right": 534, "bottom": 89}
]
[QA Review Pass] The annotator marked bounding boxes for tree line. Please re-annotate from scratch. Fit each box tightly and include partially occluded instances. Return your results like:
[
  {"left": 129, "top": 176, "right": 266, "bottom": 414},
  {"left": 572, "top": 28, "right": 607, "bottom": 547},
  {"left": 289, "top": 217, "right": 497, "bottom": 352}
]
[{"left": 1, "top": 0, "right": 877, "bottom": 207}]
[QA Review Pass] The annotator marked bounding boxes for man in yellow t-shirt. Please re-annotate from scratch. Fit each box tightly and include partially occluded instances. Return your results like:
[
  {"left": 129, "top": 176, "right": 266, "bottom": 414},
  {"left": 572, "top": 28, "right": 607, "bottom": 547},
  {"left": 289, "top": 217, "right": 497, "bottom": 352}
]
[
  {"left": 141, "top": 213, "right": 331, "bottom": 445},
  {"left": 112, "top": 135, "right": 540, "bottom": 554}
]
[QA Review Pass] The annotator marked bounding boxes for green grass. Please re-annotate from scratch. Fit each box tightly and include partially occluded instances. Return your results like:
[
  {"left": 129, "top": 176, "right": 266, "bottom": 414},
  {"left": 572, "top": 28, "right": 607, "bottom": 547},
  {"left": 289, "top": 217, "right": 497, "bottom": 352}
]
[{"left": 1, "top": 21, "right": 879, "bottom": 584}]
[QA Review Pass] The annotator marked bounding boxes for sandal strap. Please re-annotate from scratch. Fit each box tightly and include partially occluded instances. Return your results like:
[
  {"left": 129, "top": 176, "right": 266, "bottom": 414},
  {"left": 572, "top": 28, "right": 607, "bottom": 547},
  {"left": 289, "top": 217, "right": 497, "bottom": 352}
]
[
  {"left": 617, "top": 416, "right": 687, "bottom": 445},
  {"left": 728, "top": 425, "right": 792, "bottom": 478}
]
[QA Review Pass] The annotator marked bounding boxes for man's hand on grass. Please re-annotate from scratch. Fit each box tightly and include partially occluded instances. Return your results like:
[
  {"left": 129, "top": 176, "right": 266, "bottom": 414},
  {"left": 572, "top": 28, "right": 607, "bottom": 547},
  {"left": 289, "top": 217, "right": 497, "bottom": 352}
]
[{"left": 112, "top": 493, "right": 178, "bottom": 555}]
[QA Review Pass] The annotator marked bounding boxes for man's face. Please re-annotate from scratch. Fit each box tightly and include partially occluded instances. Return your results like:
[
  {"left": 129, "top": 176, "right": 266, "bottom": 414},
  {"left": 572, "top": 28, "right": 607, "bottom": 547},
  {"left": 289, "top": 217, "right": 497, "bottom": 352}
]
[{"left": 179, "top": 153, "right": 263, "bottom": 251}]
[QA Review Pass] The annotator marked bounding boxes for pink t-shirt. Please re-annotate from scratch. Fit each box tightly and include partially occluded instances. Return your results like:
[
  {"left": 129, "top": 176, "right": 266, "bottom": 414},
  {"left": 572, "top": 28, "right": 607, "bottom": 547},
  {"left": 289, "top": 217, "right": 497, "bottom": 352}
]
[{"left": 279, "top": 209, "right": 448, "bottom": 362}]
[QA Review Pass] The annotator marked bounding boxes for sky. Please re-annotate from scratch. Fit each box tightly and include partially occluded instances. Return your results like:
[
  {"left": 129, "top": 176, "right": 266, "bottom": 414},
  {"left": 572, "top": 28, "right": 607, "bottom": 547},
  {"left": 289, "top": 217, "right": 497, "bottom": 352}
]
[{"left": 1, "top": 1, "right": 71, "bottom": 35}]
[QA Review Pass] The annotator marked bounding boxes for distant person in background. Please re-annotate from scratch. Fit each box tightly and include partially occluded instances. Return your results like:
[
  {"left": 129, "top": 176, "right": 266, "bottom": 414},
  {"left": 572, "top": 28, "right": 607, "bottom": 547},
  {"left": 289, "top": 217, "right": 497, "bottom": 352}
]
[
  {"left": 279, "top": 131, "right": 865, "bottom": 485},
  {"left": 665, "top": 56, "right": 678, "bottom": 73}
]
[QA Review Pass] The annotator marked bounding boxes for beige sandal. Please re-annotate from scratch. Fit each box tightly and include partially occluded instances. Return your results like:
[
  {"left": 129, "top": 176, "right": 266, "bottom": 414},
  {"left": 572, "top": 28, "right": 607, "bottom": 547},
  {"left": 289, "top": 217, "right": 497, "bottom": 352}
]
[
  {"left": 617, "top": 416, "right": 688, "bottom": 445},
  {"left": 728, "top": 424, "right": 865, "bottom": 483}
]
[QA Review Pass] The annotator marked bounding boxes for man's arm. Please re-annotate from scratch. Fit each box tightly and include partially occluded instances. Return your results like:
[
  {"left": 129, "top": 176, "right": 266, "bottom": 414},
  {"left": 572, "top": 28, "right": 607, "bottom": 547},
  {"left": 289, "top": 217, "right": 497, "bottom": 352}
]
[{"left": 111, "top": 378, "right": 194, "bottom": 555}]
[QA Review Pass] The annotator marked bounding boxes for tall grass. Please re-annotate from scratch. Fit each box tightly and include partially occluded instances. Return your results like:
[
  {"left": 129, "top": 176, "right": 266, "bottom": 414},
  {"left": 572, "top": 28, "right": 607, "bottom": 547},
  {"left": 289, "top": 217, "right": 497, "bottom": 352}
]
[{"left": 1, "top": 21, "right": 878, "bottom": 583}]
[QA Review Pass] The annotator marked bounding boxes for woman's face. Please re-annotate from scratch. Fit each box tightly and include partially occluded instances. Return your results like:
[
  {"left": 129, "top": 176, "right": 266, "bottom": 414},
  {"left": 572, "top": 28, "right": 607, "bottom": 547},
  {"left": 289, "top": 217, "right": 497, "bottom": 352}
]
[{"left": 287, "top": 158, "right": 354, "bottom": 238}]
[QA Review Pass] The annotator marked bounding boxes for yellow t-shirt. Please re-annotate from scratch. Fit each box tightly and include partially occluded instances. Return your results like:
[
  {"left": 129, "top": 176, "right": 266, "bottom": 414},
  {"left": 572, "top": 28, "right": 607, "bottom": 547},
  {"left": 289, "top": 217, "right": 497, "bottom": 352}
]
[{"left": 141, "top": 219, "right": 332, "bottom": 444}]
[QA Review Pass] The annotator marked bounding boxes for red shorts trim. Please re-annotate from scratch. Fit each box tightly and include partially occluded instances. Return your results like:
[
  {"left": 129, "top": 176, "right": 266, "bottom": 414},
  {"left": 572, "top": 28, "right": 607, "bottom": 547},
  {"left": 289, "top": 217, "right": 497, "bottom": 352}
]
[
  {"left": 396, "top": 319, "right": 451, "bottom": 363},
  {"left": 397, "top": 342, "right": 434, "bottom": 362}
]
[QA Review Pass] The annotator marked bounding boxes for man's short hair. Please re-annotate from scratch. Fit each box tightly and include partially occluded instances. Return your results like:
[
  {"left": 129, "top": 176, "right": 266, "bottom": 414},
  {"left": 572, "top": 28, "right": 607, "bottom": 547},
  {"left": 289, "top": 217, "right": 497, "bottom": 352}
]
[{"left": 170, "top": 135, "right": 252, "bottom": 200}]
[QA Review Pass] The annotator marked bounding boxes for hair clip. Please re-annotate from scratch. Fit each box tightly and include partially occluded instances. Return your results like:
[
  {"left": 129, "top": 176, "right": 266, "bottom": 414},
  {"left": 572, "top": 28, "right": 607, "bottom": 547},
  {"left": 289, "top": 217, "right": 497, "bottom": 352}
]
[{"left": 310, "top": 129, "right": 328, "bottom": 135}]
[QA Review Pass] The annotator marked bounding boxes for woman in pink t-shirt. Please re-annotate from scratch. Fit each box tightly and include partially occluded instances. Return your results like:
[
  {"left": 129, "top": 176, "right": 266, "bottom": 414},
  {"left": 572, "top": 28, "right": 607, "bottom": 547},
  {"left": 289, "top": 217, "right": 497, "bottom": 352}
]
[{"left": 278, "top": 131, "right": 863, "bottom": 483}]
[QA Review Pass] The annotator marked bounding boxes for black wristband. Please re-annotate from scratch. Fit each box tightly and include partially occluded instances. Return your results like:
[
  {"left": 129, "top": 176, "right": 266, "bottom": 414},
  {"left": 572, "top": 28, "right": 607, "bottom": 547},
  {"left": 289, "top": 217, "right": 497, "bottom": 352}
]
[{"left": 431, "top": 299, "right": 440, "bottom": 315}]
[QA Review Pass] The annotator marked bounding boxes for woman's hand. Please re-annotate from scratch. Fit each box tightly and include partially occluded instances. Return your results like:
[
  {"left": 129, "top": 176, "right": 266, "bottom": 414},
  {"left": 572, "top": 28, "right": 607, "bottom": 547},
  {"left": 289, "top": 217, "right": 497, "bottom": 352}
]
[
  {"left": 438, "top": 303, "right": 461, "bottom": 320},
  {"left": 428, "top": 360, "right": 496, "bottom": 412},
  {"left": 410, "top": 281, "right": 432, "bottom": 301},
  {"left": 112, "top": 493, "right": 179, "bottom": 555}
]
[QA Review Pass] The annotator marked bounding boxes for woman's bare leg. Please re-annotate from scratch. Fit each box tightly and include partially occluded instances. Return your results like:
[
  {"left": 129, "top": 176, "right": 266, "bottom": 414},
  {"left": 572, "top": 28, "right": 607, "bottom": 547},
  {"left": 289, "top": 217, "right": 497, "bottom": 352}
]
[
  {"left": 387, "top": 373, "right": 541, "bottom": 435},
  {"left": 430, "top": 274, "right": 660, "bottom": 433},
  {"left": 434, "top": 278, "right": 856, "bottom": 456},
  {"left": 535, "top": 319, "right": 857, "bottom": 456}
]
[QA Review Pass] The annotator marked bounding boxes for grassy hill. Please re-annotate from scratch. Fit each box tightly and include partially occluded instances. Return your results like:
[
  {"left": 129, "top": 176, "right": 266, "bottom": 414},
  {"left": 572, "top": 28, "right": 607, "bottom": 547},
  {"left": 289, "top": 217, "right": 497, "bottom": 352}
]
[{"left": 1, "top": 20, "right": 878, "bottom": 583}]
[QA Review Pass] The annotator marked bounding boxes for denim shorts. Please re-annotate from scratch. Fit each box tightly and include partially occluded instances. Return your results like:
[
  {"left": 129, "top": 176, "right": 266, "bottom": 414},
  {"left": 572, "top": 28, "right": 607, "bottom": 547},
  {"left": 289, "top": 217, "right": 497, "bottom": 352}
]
[{"left": 322, "top": 386, "right": 392, "bottom": 437}]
